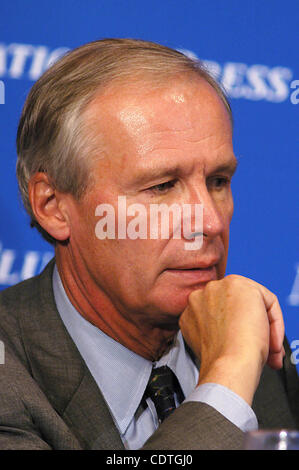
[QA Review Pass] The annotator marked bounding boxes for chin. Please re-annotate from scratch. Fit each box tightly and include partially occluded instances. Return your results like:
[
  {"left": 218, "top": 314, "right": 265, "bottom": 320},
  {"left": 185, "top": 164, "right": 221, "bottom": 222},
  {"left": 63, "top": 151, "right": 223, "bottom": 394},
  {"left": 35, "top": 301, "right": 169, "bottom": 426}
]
[
  {"left": 154, "top": 291, "right": 194, "bottom": 318},
  {"left": 146, "top": 281, "right": 214, "bottom": 325}
]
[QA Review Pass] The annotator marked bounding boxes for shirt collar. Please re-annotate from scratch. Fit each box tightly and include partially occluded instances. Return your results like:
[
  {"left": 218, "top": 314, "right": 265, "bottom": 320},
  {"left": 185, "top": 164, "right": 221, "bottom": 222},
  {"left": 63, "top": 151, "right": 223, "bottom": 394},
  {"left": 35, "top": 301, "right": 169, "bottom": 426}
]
[{"left": 52, "top": 265, "right": 198, "bottom": 436}]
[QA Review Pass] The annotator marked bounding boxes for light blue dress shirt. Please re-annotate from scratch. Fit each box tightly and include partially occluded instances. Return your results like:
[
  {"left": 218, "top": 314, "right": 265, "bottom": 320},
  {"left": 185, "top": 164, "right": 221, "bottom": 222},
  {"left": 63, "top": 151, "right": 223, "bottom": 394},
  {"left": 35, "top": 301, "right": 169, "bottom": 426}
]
[{"left": 52, "top": 265, "right": 257, "bottom": 449}]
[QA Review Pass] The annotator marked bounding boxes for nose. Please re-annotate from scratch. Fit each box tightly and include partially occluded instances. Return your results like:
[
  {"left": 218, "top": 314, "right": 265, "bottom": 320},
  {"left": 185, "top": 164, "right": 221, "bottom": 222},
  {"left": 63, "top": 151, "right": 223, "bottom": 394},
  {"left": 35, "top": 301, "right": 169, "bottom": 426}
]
[{"left": 188, "top": 185, "right": 225, "bottom": 239}]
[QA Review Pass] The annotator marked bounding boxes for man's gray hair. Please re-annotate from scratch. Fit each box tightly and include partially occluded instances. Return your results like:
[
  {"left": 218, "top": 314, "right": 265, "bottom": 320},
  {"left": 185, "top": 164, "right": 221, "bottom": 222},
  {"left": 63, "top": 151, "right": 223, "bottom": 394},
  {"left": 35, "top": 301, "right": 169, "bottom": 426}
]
[{"left": 16, "top": 38, "right": 232, "bottom": 244}]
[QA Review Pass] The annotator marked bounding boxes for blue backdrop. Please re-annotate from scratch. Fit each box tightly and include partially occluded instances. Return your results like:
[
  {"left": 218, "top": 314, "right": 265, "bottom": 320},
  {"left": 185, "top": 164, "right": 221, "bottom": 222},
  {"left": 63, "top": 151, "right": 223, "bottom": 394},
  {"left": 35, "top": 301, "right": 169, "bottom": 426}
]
[{"left": 0, "top": 0, "right": 298, "bottom": 366}]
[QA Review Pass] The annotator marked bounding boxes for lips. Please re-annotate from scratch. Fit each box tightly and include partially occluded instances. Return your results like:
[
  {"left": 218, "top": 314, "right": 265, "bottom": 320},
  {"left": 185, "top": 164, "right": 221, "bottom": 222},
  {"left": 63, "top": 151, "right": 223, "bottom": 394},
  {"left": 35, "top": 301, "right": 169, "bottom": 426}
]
[
  {"left": 166, "top": 256, "right": 220, "bottom": 271},
  {"left": 168, "top": 262, "right": 217, "bottom": 270},
  {"left": 164, "top": 264, "right": 217, "bottom": 285}
]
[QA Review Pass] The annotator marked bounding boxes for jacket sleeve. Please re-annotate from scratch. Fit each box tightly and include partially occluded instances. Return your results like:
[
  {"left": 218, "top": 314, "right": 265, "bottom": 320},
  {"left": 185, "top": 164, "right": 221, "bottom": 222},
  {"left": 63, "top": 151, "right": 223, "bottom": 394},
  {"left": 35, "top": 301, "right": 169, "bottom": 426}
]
[{"left": 142, "top": 400, "right": 244, "bottom": 450}]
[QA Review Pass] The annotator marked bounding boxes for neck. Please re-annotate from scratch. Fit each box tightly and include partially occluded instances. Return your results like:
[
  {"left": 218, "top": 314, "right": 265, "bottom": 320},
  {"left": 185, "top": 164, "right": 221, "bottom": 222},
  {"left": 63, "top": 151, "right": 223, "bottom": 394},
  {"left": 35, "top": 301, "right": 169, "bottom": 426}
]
[{"left": 55, "top": 246, "right": 178, "bottom": 361}]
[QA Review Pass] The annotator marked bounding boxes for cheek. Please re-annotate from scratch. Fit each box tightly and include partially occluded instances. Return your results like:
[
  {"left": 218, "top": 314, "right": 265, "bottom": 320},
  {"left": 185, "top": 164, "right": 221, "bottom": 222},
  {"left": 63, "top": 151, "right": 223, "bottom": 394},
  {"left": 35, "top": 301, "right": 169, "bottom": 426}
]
[
  {"left": 217, "top": 194, "right": 233, "bottom": 278},
  {"left": 66, "top": 196, "right": 101, "bottom": 256},
  {"left": 219, "top": 190, "right": 234, "bottom": 226}
]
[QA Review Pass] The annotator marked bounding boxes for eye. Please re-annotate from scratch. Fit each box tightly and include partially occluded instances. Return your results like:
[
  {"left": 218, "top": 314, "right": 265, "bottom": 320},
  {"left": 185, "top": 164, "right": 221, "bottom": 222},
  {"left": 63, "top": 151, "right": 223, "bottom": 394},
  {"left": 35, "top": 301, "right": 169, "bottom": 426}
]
[
  {"left": 207, "top": 176, "right": 231, "bottom": 191},
  {"left": 146, "top": 180, "right": 177, "bottom": 194}
]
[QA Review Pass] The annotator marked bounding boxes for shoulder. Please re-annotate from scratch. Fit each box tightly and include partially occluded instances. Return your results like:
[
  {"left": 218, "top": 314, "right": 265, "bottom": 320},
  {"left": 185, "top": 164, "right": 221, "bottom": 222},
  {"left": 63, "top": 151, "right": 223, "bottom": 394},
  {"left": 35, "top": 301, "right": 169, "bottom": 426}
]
[
  {"left": 0, "top": 257, "right": 55, "bottom": 312},
  {"left": 0, "top": 258, "right": 55, "bottom": 363}
]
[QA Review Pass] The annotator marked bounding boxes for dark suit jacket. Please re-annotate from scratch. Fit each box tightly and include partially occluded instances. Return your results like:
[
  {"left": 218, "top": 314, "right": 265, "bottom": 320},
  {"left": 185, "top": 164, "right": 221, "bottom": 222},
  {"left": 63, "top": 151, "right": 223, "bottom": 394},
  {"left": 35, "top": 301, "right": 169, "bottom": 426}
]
[{"left": 0, "top": 259, "right": 298, "bottom": 450}]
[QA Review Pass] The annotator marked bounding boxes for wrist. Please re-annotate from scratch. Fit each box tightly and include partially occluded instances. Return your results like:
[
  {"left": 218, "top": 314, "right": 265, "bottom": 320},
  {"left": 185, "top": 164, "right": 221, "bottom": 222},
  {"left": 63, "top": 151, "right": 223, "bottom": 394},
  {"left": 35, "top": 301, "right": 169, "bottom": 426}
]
[{"left": 197, "top": 354, "right": 264, "bottom": 406}]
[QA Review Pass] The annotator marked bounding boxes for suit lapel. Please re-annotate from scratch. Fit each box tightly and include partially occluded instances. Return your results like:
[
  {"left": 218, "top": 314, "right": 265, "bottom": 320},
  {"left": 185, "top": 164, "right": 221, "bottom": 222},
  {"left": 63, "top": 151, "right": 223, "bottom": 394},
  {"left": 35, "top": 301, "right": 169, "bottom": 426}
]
[
  {"left": 19, "top": 259, "right": 124, "bottom": 449},
  {"left": 62, "top": 371, "right": 124, "bottom": 449}
]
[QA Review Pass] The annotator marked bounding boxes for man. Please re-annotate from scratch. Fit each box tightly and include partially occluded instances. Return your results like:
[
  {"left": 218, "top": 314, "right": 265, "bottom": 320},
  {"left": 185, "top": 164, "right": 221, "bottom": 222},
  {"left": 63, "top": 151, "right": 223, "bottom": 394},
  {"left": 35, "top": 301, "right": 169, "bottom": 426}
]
[{"left": 0, "top": 38, "right": 298, "bottom": 450}]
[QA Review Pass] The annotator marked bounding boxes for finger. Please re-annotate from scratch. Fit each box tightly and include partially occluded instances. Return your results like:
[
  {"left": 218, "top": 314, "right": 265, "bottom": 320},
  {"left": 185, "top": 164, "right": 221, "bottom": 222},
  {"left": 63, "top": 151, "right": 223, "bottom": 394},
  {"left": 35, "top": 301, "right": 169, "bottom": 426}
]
[
  {"left": 265, "top": 296, "right": 285, "bottom": 354},
  {"left": 238, "top": 277, "right": 285, "bottom": 365},
  {"left": 267, "top": 349, "right": 285, "bottom": 370},
  {"left": 226, "top": 276, "right": 285, "bottom": 351},
  {"left": 249, "top": 281, "right": 285, "bottom": 353}
]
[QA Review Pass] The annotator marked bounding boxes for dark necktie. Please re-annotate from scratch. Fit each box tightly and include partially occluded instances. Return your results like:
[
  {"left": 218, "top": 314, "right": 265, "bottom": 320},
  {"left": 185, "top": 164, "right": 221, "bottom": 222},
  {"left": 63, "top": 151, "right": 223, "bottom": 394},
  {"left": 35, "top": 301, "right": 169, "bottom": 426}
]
[{"left": 145, "top": 365, "right": 184, "bottom": 423}]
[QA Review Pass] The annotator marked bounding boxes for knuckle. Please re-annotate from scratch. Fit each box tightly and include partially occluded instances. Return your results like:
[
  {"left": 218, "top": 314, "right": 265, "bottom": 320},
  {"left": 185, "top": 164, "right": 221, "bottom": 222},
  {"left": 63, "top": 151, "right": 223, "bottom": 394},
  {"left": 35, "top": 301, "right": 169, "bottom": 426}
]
[
  {"left": 273, "top": 293, "right": 279, "bottom": 303},
  {"left": 224, "top": 274, "right": 243, "bottom": 284},
  {"left": 205, "top": 279, "right": 217, "bottom": 289},
  {"left": 188, "top": 289, "right": 201, "bottom": 306}
]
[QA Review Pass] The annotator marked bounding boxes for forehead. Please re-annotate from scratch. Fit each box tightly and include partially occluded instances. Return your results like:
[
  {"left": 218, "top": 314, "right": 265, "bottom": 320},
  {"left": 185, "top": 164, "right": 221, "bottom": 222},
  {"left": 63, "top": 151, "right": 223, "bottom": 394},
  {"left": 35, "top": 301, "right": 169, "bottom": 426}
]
[
  {"left": 87, "top": 75, "right": 230, "bottom": 127},
  {"left": 84, "top": 77, "right": 233, "bottom": 178}
]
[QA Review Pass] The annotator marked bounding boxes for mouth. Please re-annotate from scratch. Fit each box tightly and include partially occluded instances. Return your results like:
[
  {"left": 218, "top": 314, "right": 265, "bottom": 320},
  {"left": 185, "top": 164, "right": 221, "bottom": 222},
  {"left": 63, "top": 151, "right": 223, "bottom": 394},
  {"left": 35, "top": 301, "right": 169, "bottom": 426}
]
[{"left": 164, "top": 264, "right": 217, "bottom": 285}]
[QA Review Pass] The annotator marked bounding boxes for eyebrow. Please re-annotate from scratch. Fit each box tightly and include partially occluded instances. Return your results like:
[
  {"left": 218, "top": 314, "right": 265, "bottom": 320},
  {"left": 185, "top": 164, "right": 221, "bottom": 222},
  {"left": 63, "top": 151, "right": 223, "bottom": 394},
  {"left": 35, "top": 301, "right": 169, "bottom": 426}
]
[
  {"left": 211, "top": 157, "right": 239, "bottom": 176},
  {"left": 131, "top": 156, "right": 239, "bottom": 186}
]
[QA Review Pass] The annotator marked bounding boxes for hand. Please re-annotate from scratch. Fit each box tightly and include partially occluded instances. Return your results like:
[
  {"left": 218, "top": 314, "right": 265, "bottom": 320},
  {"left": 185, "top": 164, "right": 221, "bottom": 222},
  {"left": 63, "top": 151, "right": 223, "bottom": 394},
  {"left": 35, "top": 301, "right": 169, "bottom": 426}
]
[{"left": 179, "top": 275, "right": 285, "bottom": 405}]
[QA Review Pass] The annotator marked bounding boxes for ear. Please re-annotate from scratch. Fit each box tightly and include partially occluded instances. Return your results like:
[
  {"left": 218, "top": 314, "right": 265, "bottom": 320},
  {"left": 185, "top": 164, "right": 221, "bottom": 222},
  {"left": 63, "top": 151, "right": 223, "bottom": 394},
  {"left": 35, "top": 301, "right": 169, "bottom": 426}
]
[{"left": 28, "top": 172, "right": 70, "bottom": 241}]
